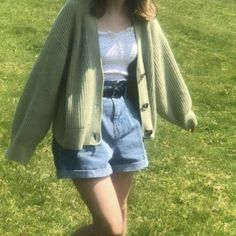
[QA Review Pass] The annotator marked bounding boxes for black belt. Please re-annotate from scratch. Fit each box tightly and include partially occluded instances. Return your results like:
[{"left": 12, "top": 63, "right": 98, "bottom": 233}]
[{"left": 103, "top": 80, "right": 128, "bottom": 98}]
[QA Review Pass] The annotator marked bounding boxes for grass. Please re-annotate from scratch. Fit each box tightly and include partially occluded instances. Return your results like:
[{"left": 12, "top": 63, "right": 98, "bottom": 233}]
[{"left": 0, "top": 0, "right": 235, "bottom": 235}]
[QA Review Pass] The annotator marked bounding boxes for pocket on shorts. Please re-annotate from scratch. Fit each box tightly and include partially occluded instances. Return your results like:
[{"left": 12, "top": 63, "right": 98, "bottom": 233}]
[{"left": 125, "top": 98, "right": 141, "bottom": 124}]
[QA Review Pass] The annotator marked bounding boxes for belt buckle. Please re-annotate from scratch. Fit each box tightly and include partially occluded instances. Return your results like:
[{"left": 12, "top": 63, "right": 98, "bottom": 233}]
[
  {"left": 111, "top": 80, "right": 127, "bottom": 98},
  {"left": 111, "top": 87, "right": 120, "bottom": 98}
]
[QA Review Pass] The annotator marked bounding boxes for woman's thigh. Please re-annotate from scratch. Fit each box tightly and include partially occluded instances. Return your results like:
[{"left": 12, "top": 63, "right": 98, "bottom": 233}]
[
  {"left": 110, "top": 172, "right": 134, "bottom": 209},
  {"left": 72, "top": 176, "right": 123, "bottom": 233}
]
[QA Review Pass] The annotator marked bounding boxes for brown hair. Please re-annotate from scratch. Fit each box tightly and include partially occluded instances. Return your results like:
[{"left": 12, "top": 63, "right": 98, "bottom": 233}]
[{"left": 90, "top": 0, "right": 157, "bottom": 21}]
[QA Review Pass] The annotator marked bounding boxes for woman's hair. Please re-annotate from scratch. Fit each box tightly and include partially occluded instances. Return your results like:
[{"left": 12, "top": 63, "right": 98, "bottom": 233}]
[{"left": 90, "top": 0, "right": 157, "bottom": 21}]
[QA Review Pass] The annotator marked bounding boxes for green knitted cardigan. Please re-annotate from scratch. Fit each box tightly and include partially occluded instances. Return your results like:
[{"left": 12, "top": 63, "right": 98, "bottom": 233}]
[{"left": 5, "top": 0, "right": 197, "bottom": 165}]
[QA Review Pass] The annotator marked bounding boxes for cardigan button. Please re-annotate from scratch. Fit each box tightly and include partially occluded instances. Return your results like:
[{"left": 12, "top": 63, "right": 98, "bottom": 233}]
[
  {"left": 141, "top": 103, "right": 149, "bottom": 111},
  {"left": 145, "top": 130, "right": 153, "bottom": 136},
  {"left": 140, "top": 73, "right": 146, "bottom": 79},
  {"left": 93, "top": 133, "right": 99, "bottom": 141}
]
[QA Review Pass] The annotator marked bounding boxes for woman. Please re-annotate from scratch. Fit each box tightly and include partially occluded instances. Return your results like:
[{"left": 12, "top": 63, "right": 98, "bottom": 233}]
[{"left": 5, "top": 0, "right": 197, "bottom": 235}]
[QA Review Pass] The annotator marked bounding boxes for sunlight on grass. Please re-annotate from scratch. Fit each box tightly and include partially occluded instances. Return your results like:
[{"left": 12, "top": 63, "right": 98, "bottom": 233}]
[{"left": 0, "top": 0, "right": 235, "bottom": 235}]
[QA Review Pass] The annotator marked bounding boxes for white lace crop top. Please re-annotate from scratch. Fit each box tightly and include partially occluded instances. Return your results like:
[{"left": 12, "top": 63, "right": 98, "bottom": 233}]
[{"left": 98, "top": 26, "right": 138, "bottom": 81}]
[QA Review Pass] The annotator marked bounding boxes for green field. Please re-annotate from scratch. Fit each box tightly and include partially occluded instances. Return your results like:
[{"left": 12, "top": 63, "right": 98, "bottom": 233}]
[{"left": 0, "top": 0, "right": 235, "bottom": 235}]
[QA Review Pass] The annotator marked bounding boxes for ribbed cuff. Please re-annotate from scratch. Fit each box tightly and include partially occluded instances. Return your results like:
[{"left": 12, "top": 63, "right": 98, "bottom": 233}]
[
  {"left": 184, "top": 110, "right": 198, "bottom": 131},
  {"left": 4, "top": 144, "right": 36, "bottom": 165}
]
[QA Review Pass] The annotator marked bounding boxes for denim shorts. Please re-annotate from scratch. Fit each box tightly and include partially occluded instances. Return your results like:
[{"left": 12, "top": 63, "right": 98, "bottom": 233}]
[{"left": 51, "top": 96, "right": 149, "bottom": 179}]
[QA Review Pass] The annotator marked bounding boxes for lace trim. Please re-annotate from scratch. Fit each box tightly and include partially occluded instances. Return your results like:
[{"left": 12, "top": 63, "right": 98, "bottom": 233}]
[{"left": 98, "top": 26, "right": 134, "bottom": 35}]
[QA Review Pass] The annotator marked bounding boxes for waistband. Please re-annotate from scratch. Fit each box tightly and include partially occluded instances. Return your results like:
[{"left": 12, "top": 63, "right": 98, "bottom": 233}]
[{"left": 103, "top": 80, "right": 128, "bottom": 98}]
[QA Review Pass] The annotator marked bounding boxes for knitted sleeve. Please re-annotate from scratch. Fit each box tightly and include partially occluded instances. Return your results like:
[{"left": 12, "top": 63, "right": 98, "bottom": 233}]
[
  {"left": 4, "top": 0, "right": 83, "bottom": 164},
  {"left": 150, "top": 18, "right": 197, "bottom": 131},
  {"left": 5, "top": 31, "right": 68, "bottom": 165}
]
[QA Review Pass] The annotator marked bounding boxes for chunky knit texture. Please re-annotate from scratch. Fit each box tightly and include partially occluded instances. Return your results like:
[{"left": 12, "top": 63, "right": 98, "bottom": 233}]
[{"left": 5, "top": 0, "right": 197, "bottom": 165}]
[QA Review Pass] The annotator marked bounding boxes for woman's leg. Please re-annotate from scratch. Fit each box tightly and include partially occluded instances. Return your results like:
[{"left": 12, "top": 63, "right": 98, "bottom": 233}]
[
  {"left": 110, "top": 172, "right": 134, "bottom": 236},
  {"left": 71, "top": 172, "right": 134, "bottom": 236},
  {"left": 71, "top": 176, "right": 123, "bottom": 236}
]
